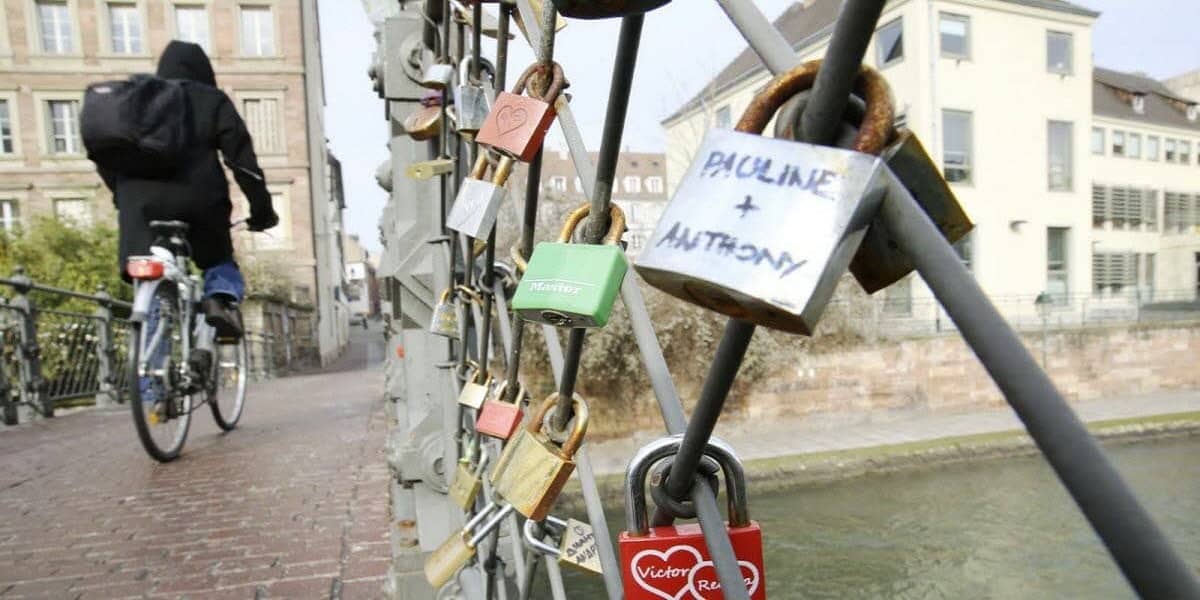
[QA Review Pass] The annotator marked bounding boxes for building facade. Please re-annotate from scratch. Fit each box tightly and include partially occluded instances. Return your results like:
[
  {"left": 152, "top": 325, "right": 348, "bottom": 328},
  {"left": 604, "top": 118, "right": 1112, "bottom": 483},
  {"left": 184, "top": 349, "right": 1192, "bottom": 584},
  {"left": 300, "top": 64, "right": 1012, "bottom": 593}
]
[
  {"left": 662, "top": 0, "right": 1200, "bottom": 327},
  {"left": 0, "top": 0, "right": 348, "bottom": 360},
  {"left": 344, "top": 233, "right": 379, "bottom": 318}
]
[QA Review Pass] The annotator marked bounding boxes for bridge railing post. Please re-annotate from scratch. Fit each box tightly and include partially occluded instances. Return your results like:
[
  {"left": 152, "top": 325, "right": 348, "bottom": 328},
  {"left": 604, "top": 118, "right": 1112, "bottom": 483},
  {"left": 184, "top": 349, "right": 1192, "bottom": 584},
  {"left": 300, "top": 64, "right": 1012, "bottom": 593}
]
[
  {"left": 92, "top": 285, "right": 118, "bottom": 408},
  {"left": 0, "top": 298, "right": 15, "bottom": 426},
  {"left": 9, "top": 267, "right": 48, "bottom": 419}
]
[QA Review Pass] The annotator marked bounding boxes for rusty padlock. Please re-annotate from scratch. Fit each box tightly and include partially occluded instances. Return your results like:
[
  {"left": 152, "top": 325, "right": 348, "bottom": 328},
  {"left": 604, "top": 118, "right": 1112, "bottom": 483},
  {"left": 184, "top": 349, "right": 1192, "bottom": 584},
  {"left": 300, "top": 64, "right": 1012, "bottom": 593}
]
[
  {"left": 551, "top": 0, "right": 671, "bottom": 19},
  {"left": 634, "top": 60, "right": 897, "bottom": 335},
  {"left": 476, "top": 62, "right": 566, "bottom": 162},
  {"left": 489, "top": 393, "right": 588, "bottom": 520}
]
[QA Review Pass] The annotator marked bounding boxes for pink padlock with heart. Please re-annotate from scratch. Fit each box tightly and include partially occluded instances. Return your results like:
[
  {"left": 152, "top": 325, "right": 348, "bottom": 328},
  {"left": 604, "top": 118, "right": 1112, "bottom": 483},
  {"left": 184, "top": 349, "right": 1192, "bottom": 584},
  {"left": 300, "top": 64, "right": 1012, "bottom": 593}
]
[
  {"left": 476, "top": 62, "right": 566, "bottom": 162},
  {"left": 619, "top": 437, "right": 766, "bottom": 600}
]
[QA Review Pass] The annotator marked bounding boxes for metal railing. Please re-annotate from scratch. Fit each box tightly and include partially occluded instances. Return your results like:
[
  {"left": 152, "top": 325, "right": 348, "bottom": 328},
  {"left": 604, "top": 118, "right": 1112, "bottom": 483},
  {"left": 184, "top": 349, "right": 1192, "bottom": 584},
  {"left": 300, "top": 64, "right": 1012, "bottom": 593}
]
[{"left": 0, "top": 267, "right": 306, "bottom": 426}]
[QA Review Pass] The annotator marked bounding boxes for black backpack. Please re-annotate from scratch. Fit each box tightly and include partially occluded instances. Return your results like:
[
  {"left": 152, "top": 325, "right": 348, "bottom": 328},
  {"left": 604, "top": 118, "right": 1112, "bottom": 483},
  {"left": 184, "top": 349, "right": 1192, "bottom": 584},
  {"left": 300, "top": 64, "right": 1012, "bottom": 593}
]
[{"left": 81, "top": 75, "right": 192, "bottom": 178}]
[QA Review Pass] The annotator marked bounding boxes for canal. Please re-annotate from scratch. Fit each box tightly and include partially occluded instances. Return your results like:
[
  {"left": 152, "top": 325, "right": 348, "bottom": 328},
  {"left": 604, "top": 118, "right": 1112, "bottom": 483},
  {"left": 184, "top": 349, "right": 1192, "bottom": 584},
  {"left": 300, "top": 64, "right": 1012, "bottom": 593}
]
[{"left": 551, "top": 435, "right": 1200, "bottom": 598}]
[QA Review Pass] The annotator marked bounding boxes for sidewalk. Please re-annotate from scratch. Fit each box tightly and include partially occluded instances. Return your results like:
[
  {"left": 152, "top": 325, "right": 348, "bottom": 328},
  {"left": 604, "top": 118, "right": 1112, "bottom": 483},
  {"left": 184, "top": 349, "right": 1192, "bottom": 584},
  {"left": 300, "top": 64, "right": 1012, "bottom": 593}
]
[{"left": 584, "top": 389, "right": 1200, "bottom": 477}]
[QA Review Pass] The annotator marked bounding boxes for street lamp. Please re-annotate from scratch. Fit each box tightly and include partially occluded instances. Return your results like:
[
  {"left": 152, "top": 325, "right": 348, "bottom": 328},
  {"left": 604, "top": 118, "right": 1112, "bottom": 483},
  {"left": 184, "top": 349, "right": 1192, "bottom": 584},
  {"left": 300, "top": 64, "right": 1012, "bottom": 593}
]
[{"left": 1034, "top": 292, "right": 1051, "bottom": 368}]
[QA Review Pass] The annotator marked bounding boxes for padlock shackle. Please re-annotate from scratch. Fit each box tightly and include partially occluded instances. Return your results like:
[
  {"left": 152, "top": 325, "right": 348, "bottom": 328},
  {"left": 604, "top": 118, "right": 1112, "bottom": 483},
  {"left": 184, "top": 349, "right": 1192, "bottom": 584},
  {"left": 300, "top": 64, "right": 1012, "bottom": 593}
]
[
  {"left": 491, "top": 155, "right": 515, "bottom": 186},
  {"left": 522, "top": 515, "right": 569, "bottom": 557},
  {"left": 438, "top": 287, "right": 452, "bottom": 303},
  {"left": 513, "top": 61, "right": 567, "bottom": 105},
  {"left": 455, "top": 284, "right": 484, "bottom": 305},
  {"left": 490, "top": 380, "right": 524, "bottom": 407},
  {"left": 468, "top": 503, "right": 516, "bottom": 546},
  {"left": 556, "top": 203, "right": 626, "bottom": 245},
  {"left": 469, "top": 152, "right": 491, "bottom": 180},
  {"left": 529, "top": 393, "right": 589, "bottom": 458},
  {"left": 624, "top": 435, "right": 750, "bottom": 536},
  {"left": 510, "top": 244, "right": 529, "bottom": 274},
  {"left": 736, "top": 59, "right": 893, "bottom": 155}
]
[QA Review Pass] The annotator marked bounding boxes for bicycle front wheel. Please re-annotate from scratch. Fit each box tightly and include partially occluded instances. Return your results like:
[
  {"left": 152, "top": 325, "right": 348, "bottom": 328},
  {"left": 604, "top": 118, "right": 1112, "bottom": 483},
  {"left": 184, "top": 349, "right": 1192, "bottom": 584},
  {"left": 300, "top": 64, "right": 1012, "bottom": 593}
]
[
  {"left": 128, "top": 283, "right": 192, "bottom": 462},
  {"left": 208, "top": 335, "right": 247, "bottom": 431}
]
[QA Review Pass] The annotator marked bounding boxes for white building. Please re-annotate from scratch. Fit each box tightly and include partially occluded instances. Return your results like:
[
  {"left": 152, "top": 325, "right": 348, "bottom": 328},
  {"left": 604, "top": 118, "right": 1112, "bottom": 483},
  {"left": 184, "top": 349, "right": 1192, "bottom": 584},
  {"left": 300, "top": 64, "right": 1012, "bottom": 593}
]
[{"left": 662, "top": 0, "right": 1200, "bottom": 328}]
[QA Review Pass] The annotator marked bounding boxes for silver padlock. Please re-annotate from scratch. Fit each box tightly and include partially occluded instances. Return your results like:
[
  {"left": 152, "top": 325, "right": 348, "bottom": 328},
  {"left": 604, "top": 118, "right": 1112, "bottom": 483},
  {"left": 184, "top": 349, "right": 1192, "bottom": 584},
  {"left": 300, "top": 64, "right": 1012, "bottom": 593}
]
[
  {"left": 523, "top": 515, "right": 603, "bottom": 575},
  {"left": 429, "top": 288, "right": 460, "bottom": 338},
  {"left": 421, "top": 62, "right": 454, "bottom": 90},
  {"left": 446, "top": 152, "right": 513, "bottom": 239},
  {"left": 455, "top": 58, "right": 493, "bottom": 135},
  {"left": 635, "top": 61, "right": 897, "bottom": 335}
]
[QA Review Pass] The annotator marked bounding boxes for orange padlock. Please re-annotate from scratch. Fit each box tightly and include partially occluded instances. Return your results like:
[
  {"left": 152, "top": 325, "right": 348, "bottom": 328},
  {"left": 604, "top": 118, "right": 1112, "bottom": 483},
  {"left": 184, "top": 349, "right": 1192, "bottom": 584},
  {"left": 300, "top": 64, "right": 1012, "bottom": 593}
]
[{"left": 476, "top": 62, "right": 566, "bottom": 162}]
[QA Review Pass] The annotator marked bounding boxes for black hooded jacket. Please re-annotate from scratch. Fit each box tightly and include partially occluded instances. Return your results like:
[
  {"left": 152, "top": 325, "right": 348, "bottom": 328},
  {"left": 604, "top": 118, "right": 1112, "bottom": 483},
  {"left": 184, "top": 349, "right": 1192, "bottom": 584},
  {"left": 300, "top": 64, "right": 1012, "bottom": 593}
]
[{"left": 102, "top": 41, "right": 273, "bottom": 273}]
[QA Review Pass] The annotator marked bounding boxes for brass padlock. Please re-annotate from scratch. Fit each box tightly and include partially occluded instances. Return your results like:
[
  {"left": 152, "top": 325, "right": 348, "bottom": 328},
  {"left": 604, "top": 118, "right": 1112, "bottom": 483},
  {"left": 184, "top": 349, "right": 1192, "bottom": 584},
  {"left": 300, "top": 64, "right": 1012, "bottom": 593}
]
[
  {"left": 448, "top": 447, "right": 490, "bottom": 510},
  {"left": 524, "top": 515, "right": 603, "bottom": 575},
  {"left": 457, "top": 362, "right": 491, "bottom": 410},
  {"left": 429, "top": 288, "right": 460, "bottom": 338},
  {"left": 404, "top": 104, "right": 442, "bottom": 141},
  {"left": 424, "top": 502, "right": 515, "bottom": 588},
  {"left": 489, "top": 393, "right": 588, "bottom": 521},
  {"left": 406, "top": 157, "right": 455, "bottom": 180}
]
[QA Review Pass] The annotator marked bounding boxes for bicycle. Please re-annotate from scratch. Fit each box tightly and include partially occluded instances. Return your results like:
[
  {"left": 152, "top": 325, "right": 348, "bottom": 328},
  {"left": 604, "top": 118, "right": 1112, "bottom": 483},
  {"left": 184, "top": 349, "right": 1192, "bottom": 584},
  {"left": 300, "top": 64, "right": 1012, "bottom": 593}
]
[{"left": 126, "top": 220, "right": 248, "bottom": 462}]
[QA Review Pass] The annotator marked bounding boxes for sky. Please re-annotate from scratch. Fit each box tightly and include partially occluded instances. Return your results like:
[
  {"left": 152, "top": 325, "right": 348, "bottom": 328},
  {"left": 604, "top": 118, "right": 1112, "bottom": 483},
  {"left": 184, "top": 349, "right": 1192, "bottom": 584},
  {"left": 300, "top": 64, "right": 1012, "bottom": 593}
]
[{"left": 319, "top": 0, "right": 1200, "bottom": 254}]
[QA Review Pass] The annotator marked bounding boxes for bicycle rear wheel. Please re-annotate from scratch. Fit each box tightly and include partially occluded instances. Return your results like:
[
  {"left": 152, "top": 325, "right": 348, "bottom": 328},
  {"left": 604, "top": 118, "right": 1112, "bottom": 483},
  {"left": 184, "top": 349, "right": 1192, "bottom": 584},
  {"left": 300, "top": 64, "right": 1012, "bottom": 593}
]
[
  {"left": 128, "top": 283, "right": 192, "bottom": 462},
  {"left": 208, "top": 334, "right": 247, "bottom": 431}
]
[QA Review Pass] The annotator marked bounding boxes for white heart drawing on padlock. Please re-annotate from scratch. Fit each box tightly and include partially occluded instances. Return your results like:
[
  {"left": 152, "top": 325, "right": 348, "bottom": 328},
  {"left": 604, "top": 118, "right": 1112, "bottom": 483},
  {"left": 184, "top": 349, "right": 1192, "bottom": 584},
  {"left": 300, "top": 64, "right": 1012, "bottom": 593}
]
[
  {"left": 684, "top": 559, "right": 760, "bottom": 599},
  {"left": 629, "top": 545, "right": 704, "bottom": 600}
]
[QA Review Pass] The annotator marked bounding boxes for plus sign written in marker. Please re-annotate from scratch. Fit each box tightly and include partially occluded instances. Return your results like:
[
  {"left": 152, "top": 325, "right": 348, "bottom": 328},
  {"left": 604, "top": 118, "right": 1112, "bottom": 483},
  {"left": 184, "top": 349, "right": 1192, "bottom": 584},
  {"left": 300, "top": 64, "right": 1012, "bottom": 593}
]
[{"left": 735, "top": 195, "right": 759, "bottom": 218}]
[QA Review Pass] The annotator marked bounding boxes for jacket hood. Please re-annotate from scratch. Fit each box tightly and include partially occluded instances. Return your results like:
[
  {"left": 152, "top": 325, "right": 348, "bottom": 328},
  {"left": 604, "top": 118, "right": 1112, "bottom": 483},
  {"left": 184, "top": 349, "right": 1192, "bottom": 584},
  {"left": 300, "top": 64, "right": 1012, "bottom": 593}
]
[{"left": 156, "top": 41, "right": 216, "bottom": 86}]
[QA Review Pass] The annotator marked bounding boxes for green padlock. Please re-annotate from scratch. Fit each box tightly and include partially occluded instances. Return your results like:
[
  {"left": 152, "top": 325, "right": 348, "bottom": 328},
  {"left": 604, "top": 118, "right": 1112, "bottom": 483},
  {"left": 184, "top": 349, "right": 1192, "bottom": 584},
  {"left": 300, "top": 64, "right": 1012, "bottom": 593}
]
[{"left": 511, "top": 203, "right": 627, "bottom": 328}]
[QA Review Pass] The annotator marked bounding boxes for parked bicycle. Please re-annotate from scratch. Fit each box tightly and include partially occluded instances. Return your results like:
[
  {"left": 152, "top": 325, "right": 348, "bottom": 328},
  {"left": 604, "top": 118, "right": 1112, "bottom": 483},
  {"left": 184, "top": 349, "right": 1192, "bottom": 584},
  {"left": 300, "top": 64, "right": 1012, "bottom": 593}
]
[{"left": 126, "top": 220, "right": 248, "bottom": 462}]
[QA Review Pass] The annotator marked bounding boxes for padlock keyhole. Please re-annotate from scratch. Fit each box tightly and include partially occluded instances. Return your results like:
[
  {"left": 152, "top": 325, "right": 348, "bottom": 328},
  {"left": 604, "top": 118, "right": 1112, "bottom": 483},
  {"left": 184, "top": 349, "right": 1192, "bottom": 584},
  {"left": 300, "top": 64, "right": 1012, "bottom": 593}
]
[{"left": 541, "top": 310, "right": 572, "bottom": 326}]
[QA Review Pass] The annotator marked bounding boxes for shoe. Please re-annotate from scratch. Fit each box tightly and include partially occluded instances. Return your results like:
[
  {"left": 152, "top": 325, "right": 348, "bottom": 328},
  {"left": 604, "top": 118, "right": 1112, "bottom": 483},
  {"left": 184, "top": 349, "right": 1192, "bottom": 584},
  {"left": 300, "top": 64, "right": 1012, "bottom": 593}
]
[{"left": 202, "top": 297, "right": 244, "bottom": 340}]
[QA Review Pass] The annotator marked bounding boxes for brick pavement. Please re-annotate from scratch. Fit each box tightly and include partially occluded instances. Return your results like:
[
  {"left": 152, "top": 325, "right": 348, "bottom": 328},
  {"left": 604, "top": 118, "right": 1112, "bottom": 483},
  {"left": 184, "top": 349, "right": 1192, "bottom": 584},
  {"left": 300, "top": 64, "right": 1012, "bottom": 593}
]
[{"left": 0, "top": 327, "right": 391, "bottom": 599}]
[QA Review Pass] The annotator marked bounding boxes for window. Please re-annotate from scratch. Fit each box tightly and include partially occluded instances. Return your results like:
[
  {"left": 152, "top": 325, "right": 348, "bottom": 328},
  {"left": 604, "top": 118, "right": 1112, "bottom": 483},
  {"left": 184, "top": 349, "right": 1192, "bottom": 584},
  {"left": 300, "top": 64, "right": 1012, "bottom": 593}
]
[
  {"left": 0, "top": 200, "right": 18, "bottom": 232},
  {"left": 175, "top": 5, "right": 211, "bottom": 51},
  {"left": 549, "top": 176, "right": 566, "bottom": 192},
  {"left": 1132, "top": 94, "right": 1146, "bottom": 114},
  {"left": 953, "top": 232, "right": 973, "bottom": 272},
  {"left": 46, "top": 100, "right": 81, "bottom": 155},
  {"left": 1092, "top": 252, "right": 1134, "bottom": 294},
  {"left": 1127, "top": 133, "right": 1141, "bottom": 159},
  {"left": 1046, "top": 31, "right": 1073, "bottom": 74},
  {"left": 1092, "top": 184, "right": 1107, "bottom": 227},
  {"left": 572, "top": 176, "right": 583, "bottom": 193},
  {"left": 622, "top": 176, "right": 641, "bottom": 194},
  {"left": 714, "top": 105, "right": 731, "bottom": 130},
  {"left": 36, "top": 0, "right": 73, "bottom": 54},
  {"left": 53, "top": 198, "right": 90, "bottom": 227},
  {"left": 1181, "top": 141, "right": 1192, "bottom": 165},
  {"left": 1090, "top": 127, "right": 1104, "bottom": 155},
  {"left": 942, "top": 109, "right": 972, "bottom": 184},
  {"left": 1046, "top": 227, "right": 1069, "bottom": 303},
  {"left": 1166, "top": 139, "right": 1177, "bottom": 162},
  {"left": 1111, "top": 130, "right": 1124, "bottom": 156},
  {"left": 107, "top": 3, "right": 142, "bottom": 54},
  {"left": 939, "top": 14, "right": 969, "bottom": 59},
  {"left": 876, "top": 18, "right": 903, "bottom": 67},
  {"left": 241, "top": 97, "right": 282, "bottom": 154},
  {"left": 253, "top": 191, "right": 289, "bottom": 248},
  {"left": 883, "top": 275, "right": 912, "bottom": 316},
  {"left": 646, "top": 176, "right": 664, "bottom": 194},
  {"left": 1047, "top": 121, "right": 1073, "bottom": 190},
  {"left": 0, "top": 100, "right": 12, "bottom": 154},
  {"left": 239, "top": 5, "right": 275, "bottom": 57},
  {"left": 1147, "top": 136, "right": 1160, "bottom": 161},
  {"left": 1164, "top": 192, "right": 1193, "bottom": 232}
]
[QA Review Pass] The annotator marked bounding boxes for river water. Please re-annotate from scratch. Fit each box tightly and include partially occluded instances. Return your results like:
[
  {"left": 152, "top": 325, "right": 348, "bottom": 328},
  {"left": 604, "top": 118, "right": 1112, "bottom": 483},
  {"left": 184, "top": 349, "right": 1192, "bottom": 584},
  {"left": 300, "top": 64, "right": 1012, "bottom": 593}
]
[{"left": 552, "top": 436, "right": 1200, "bottom": 599}]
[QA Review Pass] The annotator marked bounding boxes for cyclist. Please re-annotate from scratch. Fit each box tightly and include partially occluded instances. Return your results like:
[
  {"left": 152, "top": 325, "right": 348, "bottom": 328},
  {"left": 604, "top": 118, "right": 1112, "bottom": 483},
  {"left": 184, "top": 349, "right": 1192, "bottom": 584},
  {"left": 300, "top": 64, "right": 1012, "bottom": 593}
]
[{"left": 97, "top": 40, "right": 278, "bottom": 339}]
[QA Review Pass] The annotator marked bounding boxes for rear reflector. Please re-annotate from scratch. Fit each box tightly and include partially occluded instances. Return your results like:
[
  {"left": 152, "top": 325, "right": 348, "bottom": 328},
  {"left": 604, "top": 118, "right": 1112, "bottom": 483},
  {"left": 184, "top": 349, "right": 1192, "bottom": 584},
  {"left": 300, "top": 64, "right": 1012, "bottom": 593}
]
[{"left": 127, "top": 258, "right": 164, "bottom": 280}]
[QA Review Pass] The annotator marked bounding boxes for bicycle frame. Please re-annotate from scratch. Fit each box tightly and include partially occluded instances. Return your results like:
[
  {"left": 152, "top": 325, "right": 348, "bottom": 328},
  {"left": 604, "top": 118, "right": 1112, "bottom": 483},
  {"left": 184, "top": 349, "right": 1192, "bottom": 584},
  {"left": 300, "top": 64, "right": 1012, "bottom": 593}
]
[{"left": 129, "top": 245, "right": 216, "bottom": 388}]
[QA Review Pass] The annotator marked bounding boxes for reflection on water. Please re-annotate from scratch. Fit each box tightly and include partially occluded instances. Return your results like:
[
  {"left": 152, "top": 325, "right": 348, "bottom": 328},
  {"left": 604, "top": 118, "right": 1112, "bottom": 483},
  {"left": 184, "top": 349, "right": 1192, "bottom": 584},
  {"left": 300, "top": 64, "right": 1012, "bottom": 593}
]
[{"left": 554, "top": 436, "right": 1200, "bottom": 599}]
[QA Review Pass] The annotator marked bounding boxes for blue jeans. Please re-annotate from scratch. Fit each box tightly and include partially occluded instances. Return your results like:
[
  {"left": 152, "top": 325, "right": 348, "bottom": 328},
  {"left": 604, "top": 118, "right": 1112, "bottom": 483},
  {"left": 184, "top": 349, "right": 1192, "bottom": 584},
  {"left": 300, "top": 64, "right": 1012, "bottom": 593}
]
[{"left": 203, "top": 260, "right": 245, "bottom": 302}]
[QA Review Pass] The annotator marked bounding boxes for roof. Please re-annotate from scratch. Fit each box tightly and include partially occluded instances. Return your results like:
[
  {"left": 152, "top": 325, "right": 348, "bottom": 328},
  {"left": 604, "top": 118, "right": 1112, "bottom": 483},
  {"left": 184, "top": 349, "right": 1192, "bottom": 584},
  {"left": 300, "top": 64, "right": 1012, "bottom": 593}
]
[
  {"left": 663, "top": 0, "right": 1099, "bottom": 124},
  {"left": 1093, "top": 67, "right": 1200, "bottom": 131}
]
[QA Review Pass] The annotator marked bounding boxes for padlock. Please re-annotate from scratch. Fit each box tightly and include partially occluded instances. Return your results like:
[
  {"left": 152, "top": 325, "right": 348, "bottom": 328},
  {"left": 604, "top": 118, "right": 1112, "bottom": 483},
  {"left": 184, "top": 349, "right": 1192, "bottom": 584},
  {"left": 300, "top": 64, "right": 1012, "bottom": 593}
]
[
  {"left": 406, "top": 157, "right": 455, "bottom": 180},
  {"left": 476, "top": 380, "right": 526, "bottom": 441},
  {"left": 489, "top": 393, "right": 588, "bottom": 520},
  {"left": 456, "top": 57, "right": 493, "bottom": 135},
  {"left": 768, "top": 73, "right": 974, "bottom": 294},
  {"left": 447, "top": 447, "right": 490, "bottom": 510},
  {"left": 424, "top": 501, "right": 516, "bottom": 588},
  {"left": 634, "top": 59, "right": 899, "bottom": 335},
  {"left": 429, "top": 288, "right": 460, "bottom": 338},
  {"left": 619, "top": 436, "right": 766, "bottom": 600},
  {"left": 446, "top": 151, "right": 514, "bottom": 239},
  {"left": 456, "top": 362, "right": 491, "bottom": 410},
  {"left": 420, "top": 61, "right": 454, "bottom": 90},
  {"left": 511, "top": 203, "right": 627, "bottom": 328},
  {"left": 524, "top": 515, "right": 603, "bottom": 575},
  {"left": 551, "top": 0, "right": 671, "bottom": 19},
  {"left": 476, "top": 62, "right": 566, "bottom": 162},
  {"left": 403, "top": 103, "right": 442, "bottom": 141}
]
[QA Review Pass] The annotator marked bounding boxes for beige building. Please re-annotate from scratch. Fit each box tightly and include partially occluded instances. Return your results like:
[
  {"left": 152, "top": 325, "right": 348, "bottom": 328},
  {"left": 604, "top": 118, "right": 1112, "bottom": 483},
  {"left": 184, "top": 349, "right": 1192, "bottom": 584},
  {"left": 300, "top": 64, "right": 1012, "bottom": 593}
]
[
  {"left": 663, "top": 0, "right": 1200, "bottom": 327},
  {"left": 0, "top": 0, "right": 348, "bottom": 360}
]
